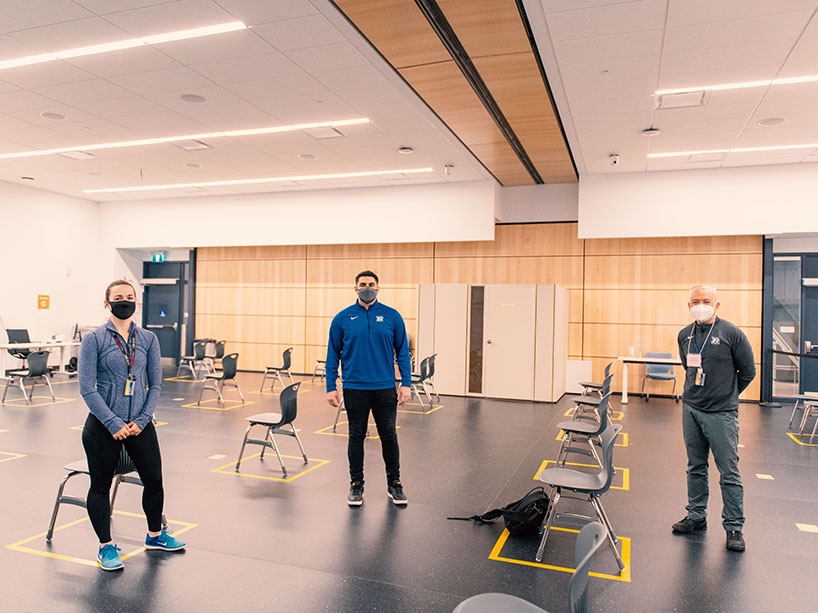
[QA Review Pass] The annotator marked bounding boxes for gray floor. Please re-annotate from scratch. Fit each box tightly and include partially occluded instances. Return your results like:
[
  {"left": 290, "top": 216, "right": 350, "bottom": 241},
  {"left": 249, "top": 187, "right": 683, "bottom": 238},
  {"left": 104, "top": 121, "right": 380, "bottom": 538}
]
[{"left": 1, "top": 369, "right": 816, "bottom": 612}]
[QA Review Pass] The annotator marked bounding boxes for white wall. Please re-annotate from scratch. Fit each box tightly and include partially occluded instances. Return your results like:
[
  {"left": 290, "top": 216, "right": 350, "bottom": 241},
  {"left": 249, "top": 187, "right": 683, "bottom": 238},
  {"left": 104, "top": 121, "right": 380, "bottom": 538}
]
[
  {"left": 578, "top": 164, "right": 818, "bottom": 238},
  {"left": 495, "top": 183, "right": 578, "bottom": 223},
  {"left": 98, "top": 182, "right": 495, "bottom": 249},
  {"left": 0, "top": 181, "right": 103, "bottom": 342}
]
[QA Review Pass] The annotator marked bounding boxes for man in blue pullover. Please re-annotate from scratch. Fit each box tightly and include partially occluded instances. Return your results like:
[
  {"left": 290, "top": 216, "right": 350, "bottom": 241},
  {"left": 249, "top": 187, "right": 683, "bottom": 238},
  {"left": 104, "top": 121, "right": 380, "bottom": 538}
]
[{"left": 326, "top": 270, "right": 412, "bottom": 506}]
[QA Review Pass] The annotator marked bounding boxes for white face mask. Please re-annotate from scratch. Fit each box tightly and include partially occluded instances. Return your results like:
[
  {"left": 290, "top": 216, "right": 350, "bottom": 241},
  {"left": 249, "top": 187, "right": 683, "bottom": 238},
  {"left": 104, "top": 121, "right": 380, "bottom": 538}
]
[{"left": 690, "top": 304, "right": 715, "bottom": 323}]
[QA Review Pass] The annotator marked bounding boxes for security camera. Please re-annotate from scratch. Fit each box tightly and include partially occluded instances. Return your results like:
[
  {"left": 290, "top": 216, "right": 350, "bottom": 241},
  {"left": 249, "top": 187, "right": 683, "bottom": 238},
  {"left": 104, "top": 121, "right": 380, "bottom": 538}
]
[{"left": 609, "top": 153, "right": 620, "bottom": 166}]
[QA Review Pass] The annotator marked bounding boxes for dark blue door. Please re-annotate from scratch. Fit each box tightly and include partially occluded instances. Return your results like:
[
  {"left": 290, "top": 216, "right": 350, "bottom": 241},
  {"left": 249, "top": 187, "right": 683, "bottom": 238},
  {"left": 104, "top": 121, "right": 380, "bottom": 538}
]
[
  {"left": 142, "top": 262, "right": 185, "bottom": 361},
  {"left": 800, "top": 256, "right": 818, "bottom": 393}
]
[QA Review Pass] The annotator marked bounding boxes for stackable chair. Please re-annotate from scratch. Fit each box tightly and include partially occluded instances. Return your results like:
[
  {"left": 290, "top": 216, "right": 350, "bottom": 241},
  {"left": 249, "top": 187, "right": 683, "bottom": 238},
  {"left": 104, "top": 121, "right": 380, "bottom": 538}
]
[
  {"left": 794, "top": 395, "right": 818, "bottom": 442},
  {"left": 453, "top": 521, "right": 607, "bottom": 613},
  {"left": 235, "top": 382, "right": 307, "bottom": 477},
  {"left": 260, "top": 347, "right": 294, "bottom": 393},
  {"left": 408, "top": 356, "right": 433, "bottom": 408},
  {"left": 176, "top": 341, "right": 208, "bottom": 379},
  {"left": 641, "top": 352, "right": 678, "bottom": 401},
  {"left": 555, "top": 393, "right": 612, "bottom": 468},
  {"left": 426, "top": 353, "right": 440, "bottom": 402},
  {"left": 2, "top": 350, "right": 54, "bottom": 404},
  {"left": 312, "top": 359, "right": 326, "bottom": 382},
  {"left": 535, "top": 423, "right": 625, "bottom": 571},
  {"left": 578, "top": 362, "right": 612, "bottom": 397},
  {"left": 198, "top": 353, "right": 244, "bottom": 408},
  {"left": 204, "top": 340, "right": 226, "bottom": 373},
  {"left": 571, "top": 373, "right": 613, "bottom": 421},
  {"left": 332, "top": 393, "right": 347, "bottom": 432},
  {"left": 46, "top": 447, "right": 167, "bottom": 542}
]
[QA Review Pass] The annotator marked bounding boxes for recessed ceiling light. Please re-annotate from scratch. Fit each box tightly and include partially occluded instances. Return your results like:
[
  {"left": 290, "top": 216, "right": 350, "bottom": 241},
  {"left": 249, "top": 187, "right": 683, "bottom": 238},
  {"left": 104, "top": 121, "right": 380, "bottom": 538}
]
[
  {"left": 0, "top": 118, "right": 370, "bottom": 159},
  {"left": 758, "top": 117, "right": 787, "bottom": 127},
  {"left": 298, "top": 153, "right": 317, "bottom": 160},
  {"left": 398, "top": 146, "right": 414, "bottom": 154},
  {"left": 0, "top": 21, "right": 246, "bottom": 71},
  {"left": 641, "top": 127, "right": 661, "bottom": 136},
  {"left": 171, "top": 140, "right": 211, "bottom": 151},
  {"left": 180, "top": 94, "right": 206, "bottom": 104},
  {"left": 656, "top": 73, "right": 818, "bottom": 96},
  {"left": 184, "top": 162, "right": 202, "bottom": 168},
  {"left": 648, "top": 143, "right": 818, "bottom": 158},
  {"left": 21, "top": 176, "right": 34, "bottom": 181},
  {"left": 40, "top": 112, "right": 66, "bottom": 120},
  {"left": 83, "top": 168, "right": 435, "bottom": 193},
  {"left": 657, "top": 92, "right": 706, "bottom": 109}
]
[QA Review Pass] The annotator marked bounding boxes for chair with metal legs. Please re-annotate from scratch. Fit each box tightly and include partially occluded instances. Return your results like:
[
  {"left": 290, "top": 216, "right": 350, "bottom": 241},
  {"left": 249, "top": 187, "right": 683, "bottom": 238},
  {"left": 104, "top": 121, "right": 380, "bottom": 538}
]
[
  {"left": 312, "top": 360, "right": 326, "bottom": 383},
  {"left": 176, "top": 341, "right": 207, "bottom": 379},
  {"left": 204, "top": 340, "right": 226, "bottom": 373},
  {"left": 332, "top": 393, "right": 346, "bottom": 432},
  {"left": 260, "top": 347, "right": 294, "bottom": 393},
  {"left": 578, "top": 362, "right": 612, "bottom": 397},
  {"left": 453, "top": 521, "right": 607, "bottom": 613},
  {"left": 235, "top": 382, "right": 307, "bottom": 477},
  {"left": 555, "top": 393, "right": 612, "bottom": 468},
  {"left": 46, "top": 447, "right": 167, "bottom": 541},
  {"left": 408, "top": 356, "right": 433, "bottom": 408},
  {"left": 426, "top": 353, "right": 440, "bottom": 402},
  {"left": 571, "top": 373, "right": 613, "bottom": 421},
  {"left": 2, "top": 350, "right": 54, "bottom": 404},
  {"left": 198, "top": 353, "right": 244, "bottom": 408},
  {"left": 535, "top": 423, "right": 625, "bottom": 572},
  {"left": 641, "top": 352, "right": 678, "bottom": 401}
]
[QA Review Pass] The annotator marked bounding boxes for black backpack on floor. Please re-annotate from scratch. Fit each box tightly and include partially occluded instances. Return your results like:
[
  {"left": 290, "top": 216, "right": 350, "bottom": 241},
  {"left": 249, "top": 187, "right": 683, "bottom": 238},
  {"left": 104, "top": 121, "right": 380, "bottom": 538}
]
[{"left": 447, "top": 486, "right": 550, "bottom": 537}]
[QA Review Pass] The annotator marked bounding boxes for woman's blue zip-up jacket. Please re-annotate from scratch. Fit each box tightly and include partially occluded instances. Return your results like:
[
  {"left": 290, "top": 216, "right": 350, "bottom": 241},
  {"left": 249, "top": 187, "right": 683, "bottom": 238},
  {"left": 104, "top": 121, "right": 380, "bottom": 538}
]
[{"left": 79, "top": 320, "right": 162, "bottom": 435}]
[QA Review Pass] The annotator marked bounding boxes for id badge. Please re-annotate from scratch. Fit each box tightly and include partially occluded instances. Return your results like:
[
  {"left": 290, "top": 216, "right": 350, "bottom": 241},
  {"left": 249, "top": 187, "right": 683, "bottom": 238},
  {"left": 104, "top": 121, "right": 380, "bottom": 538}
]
[
  {"left": 124, "top": 376, "right": 136, "bottom": 397},
  {"left": 687, "top": 353, "right": 702, "bottom": 368},
  {"left": 694, "top": 368, "right": 706, "bottom": 387}
]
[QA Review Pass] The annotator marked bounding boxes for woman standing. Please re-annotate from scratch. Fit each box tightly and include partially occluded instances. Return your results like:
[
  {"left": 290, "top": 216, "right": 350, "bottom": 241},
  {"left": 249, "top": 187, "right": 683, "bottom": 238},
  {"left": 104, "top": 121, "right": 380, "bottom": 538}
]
[{"left": 79, "top": 280, "right": 185, "bottom": 570}]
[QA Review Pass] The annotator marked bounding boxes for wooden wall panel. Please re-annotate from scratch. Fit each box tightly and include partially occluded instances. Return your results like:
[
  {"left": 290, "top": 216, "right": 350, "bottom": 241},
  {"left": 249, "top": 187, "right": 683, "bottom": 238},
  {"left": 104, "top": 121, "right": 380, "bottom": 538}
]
[
  {"left": 196, "top": 314, "right": 306, "bottom": 345},
  {"left": 305, "top": 287, "right": 418, "bottom": 320},
  {"left": 197, "top": 245, "right": 306, "bottom": 261},
  {"left": 218, "top": 342, "right": 307, "bottom": 374},
  {"left": 568, "top": 322, "right": 582, "bottom": 358},
  {"left": 585, "top": 235, "right": 762, "bottom": 256},
  {"left": 435, "top": 256, "right": 583, "bottom": 287},
  {"left": 306, "top": 242, "right": 434, "bottom": 259},
  {"left": 197, "top": 287, "right": 306, "bottom": 317},
  {"left": 436, "top": 223, "right": 583, "bottom": 257},
  {"left": 306, "top": 258, "right": 434, "bottom": 285},
  {"left": 197, "top": 260, "right": 306, "bottom": 287}
]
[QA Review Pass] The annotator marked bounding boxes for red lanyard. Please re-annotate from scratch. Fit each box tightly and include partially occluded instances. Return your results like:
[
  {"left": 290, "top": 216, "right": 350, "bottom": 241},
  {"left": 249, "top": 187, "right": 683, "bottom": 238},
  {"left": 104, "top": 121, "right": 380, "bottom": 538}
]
[{"left": 112, "top": 328, "right": 135, "bottom": 375}]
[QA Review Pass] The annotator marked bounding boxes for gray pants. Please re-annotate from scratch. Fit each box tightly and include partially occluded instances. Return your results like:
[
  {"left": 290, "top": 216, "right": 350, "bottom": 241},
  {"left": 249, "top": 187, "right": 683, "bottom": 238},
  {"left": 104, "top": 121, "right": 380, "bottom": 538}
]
[{"left": 682, "top": 404, "right": 744, "bottom": 531}]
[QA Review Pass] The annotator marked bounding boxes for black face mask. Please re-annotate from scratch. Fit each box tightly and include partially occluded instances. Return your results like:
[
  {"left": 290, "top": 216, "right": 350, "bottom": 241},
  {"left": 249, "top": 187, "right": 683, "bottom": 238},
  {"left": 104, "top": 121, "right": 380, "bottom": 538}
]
[{"left": 109, "top": 300, "right": 136, "bottom": 320}]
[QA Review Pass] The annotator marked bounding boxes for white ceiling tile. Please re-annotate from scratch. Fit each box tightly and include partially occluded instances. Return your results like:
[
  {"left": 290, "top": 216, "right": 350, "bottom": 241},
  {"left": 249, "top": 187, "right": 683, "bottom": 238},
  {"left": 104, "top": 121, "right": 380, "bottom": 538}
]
[
  {"left": 646, "top": 158, "right": 724, "bottom": 171},
  {"left": 803, "top": 13, "right": 818, "bottom": 37},
  {"left": 65, "top": 46, "right": 181, "bottom": 78},
  {"left": 539, "top": 0, "right": 640, "bottom": 13},
  {"left": 657, "top": 64, "right": 782, "bottom": 90},
  {"left": 2, "top": 125, "right": 81, "bottom": 147},
  {"left": 777, "top": 35, "right": 818, "bottom": 77},
  {"left": 663, "top": 11, "right": 813, "bottom": 53},
  {"left": 737, "top": 123, "right": 818, "bottom": 144},
  {"left": 143, "top": 85, "right": 244, "bottom": 109},
  {"left": 191, "top": 52, "right": 303, "bottom": 84},
  {"left": 110, "top": 110, "right": 207, "bottom": 134},
  {"left": 705, "top": 88, "right": 767, "bottom": 107},
  {"left": 157, "top": 29, "right": 274, "bottom": 65},
  {"left": 557, "top": 29, "right": 663, "bottom": 65},
  {"left": 211, "top": 0, "right": 318, "bottom": 25},
  {"left": 0, "top": 61, "right": 96, "bottom": 90},
  {"left": 81, "top": 95, "right": 168, "bottom": 118},
  {"left": 8, "top": 17, "right": 132, "bottom": 53},
  {"left": 109, "top": 66, "right": 215, "bottom": 94},
  {"left": 0, "top": 34, "right": 41, "bottom": 58},
  {"left": 313, "top": 66, "right": 390, "bottom": 92},
  {"left": 0, "top": 90, "right": 59, "bottom": 113},
  {"left": 72, "top": 1, "right": 177, "bottom": 14},
  {"left": 286, "top": 43, "right": 368, "bottom": 73},
  {"left": 0, "top": 114, "right": 34, "bottom": 131},
  {"left": 667, "top": 0, "right": 818, "bottom": 27},
  {"left": 370, "top": 115, "right": 432, "bottom": 133},
  {"left": 661, "top": 41, "right": 793, "bottom": 76},
  {"left": 0, "top": 0, "right": 93, "bottom": 35},
  {"left": 654, "top": 102, "right": 760, "bottom": 131},
  {"left": 171, "top": 102, "right": 276, "bottom": 129},
  {"left": 252, "top": 92, "right": 357, "bottom": 123},
  {"left": 49, "top": 118, "right": 144, "bottom": 141},
  {"left": 0, "top": 79, "right": 20, "bottom": 94},
  {"left": 252, "top": 15, "right": 346, "bottom": 51},
  {"left": 7, "top": 104, "right": 98, "bottom": 126},
  {"left": 225, "top": 73, "right": 328, "bottom": 102},
  {"left": 102, "top": 0, "right": 237, "bottom": 37},
  {"left": 33, "top": 79, "right": 136, "bottom": 104},
  {"left": 545, "top": 0, "right": 667, "bottom": 42},
  {"left": 644, "top": 130, "right": 739, "bottom": 150},
  {"left": 756, "top": 93, "right": 818, "bottom": 115}
]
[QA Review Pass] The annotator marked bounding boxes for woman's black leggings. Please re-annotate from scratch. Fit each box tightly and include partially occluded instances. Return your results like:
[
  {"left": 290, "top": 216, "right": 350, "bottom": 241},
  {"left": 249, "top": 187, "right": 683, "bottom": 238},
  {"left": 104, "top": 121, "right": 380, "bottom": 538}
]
[{"left": 81, "top": 414, "right": 164, "bottom": 542}]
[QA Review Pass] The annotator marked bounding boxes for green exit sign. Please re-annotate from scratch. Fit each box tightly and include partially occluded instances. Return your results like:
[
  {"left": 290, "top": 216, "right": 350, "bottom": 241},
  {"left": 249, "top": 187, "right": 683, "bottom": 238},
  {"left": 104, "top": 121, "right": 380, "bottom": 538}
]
[{"left": 151, "top": 251, "right": 166, "bottom": 263}]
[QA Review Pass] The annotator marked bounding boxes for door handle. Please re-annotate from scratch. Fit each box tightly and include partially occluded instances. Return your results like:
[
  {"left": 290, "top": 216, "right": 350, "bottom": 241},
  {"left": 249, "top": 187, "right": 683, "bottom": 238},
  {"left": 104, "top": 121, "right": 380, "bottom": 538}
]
[
  {"left": 486, "top": 339, "right": 492, "bottom": 344},
  {"left": 146, "top": 324, "right": 162, "bottom": 329},
  {"left": 806, "top": 340, "right": 814, "bottom": 353}
]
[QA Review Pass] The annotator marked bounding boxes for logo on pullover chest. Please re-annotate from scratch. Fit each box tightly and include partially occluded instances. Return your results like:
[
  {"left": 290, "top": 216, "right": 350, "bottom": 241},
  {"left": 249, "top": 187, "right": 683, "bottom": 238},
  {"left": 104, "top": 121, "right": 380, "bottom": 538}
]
[
  {"left": 376, "top": 315, "right": 384, "bottom": 322},
  {"left": 711, "top": 337, "right": 720, "bottom": 345}
]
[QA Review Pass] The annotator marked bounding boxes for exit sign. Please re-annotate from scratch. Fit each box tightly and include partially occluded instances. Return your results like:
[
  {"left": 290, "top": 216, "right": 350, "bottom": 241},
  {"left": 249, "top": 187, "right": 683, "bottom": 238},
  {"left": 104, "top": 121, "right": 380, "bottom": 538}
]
[{"left": 151, "top": 251, "right": 166, "bottom": 263}]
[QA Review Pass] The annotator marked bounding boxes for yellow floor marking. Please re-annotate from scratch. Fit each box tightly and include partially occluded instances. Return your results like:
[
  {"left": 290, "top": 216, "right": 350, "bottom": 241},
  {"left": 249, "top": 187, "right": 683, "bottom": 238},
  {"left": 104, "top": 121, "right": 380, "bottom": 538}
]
[
  {"left": 2, "top": 396, "right": 75, "bottom": 407},
  {"left": 556, "top": 430, "right": 628, "bottom": 447},
  {"left": 563, "top": 408, "right": 623, "bottom": 421},
  {"left": 181, "top": 398, "right": 253, "bottom": 411},
  {"left": 786, "top": 432, "right": 818, "bottom": 446},
  {"left": 533, "top": 460, "right": 630, "bottom": 491},
  {"left": 213, "top": 453, "right": 330, "bottom": 482},
  {"left": 398, "top": 403, "right": 443, "bottom": 415},
  {"left": 314, "top": 421, "right": 400, "bottom": 439},
  {"left": 489, "top": 527, "right": 631, "bottom": 582},
  {"left": 6, "top": 510, "right": 197, "bottom": 567},
  {"left": 0, "top": 451, "right": 27, "bottom": 463},
  {"left": 70, "top": 421, "right": 167, "bottom": 431},
  {"left": 755, "top": 473, "right": 774, "bottom": 480},
  {"left": 164, "top": 376, "right": 205, "bottom": 382},
  {"left": 795, "top": 523, "right": 818, "bottom": 533}
]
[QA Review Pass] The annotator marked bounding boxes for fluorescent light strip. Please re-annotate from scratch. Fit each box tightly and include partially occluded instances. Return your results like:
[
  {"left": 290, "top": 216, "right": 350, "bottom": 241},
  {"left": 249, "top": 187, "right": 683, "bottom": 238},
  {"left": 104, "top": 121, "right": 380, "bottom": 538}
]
[
  {"left": 656, "top": 73, "right": 818, "bottom": 96},
  {"left": 84, "top": 168, "right": 435, "bottom": 193},
  {"left": 648, "top": 143, "right": 818, "bottom": 159},
  {"left": 0, "top": 118, "right": 371, "bottom": 159},
  {"left": 0, "top": 21, "right": 246, "bottom": 71}
]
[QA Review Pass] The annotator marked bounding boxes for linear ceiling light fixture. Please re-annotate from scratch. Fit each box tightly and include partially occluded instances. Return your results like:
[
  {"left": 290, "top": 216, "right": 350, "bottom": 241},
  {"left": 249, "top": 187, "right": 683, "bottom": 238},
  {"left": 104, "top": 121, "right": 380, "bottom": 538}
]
[
  {"left": 83, "top": 168, "right": 435, "bottom": 193},
  {"left": 0, "top": 22, "right": 247, "bottom": 71},
  {"left": 656, "top": 73, "right": 818, "bottom": 96},
  {"left": 648, "top": 143, "right": 818, "bottom": 159},
  {"left": 0, "top": 118, "right": 371, "bottom": 159}
]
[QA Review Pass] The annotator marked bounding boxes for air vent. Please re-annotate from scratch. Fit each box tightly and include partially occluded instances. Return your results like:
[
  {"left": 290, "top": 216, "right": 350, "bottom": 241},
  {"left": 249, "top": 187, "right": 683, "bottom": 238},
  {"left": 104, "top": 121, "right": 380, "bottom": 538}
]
[
  {"left": 303, "top": 127, "right": 345, "bottom": 139},
  {"left": 657, "top": 91, "right": 707, "bottom": 109},
  {"left": 171, "top": 139, "right": 211, "bottom": 151},
  {"left": 59, "top": 151, "right": 96, "bottom": 160}
]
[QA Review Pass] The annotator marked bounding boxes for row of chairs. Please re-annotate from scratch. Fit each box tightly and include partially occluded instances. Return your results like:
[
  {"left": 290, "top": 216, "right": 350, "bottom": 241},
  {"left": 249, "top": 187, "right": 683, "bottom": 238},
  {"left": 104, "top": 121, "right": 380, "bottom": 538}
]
[{"left": 176, "top": 339, "right": 226, "bottom": 379}]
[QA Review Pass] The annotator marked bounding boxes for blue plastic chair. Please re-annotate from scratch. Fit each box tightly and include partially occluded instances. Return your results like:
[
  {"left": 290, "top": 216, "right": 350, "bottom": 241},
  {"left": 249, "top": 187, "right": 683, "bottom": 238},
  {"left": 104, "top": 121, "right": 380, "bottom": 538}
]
[{"left": 641, "top": 352, "right": 678, "bottom": 402}]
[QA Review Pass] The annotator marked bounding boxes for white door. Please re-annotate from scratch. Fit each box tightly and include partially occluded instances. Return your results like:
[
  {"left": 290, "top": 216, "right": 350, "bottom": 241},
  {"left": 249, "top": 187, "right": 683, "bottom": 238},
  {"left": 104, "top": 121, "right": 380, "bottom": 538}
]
[{"left": 483, "top": 285, "right": 536, "bottom": 400}]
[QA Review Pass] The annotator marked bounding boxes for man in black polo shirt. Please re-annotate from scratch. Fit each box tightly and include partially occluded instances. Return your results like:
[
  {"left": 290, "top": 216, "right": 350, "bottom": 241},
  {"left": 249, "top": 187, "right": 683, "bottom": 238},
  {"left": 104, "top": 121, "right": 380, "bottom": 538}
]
[{"left": 672, "top": 285, "right": 755, "bottom": 551}]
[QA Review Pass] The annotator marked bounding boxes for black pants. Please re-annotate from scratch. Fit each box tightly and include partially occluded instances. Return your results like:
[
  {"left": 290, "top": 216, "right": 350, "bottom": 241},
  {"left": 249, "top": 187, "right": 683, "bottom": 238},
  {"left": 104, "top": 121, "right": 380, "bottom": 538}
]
[
  {"left": 343, "top": 387, "right": 400, "bottom": 484},
  {"left": 81, "top": 414, "right": 164, "bottom": 542}
]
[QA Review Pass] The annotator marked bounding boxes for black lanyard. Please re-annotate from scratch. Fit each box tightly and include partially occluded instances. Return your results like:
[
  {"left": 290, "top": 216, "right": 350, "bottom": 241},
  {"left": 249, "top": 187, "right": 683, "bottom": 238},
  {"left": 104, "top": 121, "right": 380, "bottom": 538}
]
[
  {"left": 687, "top": 321, "right": 715, "bottom": 358},
  {"left": 111, "top": 327, "right": 135, "bottom": 375}
]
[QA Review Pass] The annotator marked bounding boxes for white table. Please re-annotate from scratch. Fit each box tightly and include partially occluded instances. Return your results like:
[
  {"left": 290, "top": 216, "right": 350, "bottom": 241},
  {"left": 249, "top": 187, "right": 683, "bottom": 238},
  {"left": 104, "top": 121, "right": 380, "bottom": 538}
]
[
  {"left": 0, "top": 341, "right": 82, "bottom": 381},
  {"left": 619, "top": 356, "right": 682, "bottom": 404}
]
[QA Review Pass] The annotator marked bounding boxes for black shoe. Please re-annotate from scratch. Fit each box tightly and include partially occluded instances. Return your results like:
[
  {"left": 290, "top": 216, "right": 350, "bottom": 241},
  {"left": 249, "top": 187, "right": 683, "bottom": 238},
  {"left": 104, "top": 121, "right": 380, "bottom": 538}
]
[
  {"left": 672, "top": 516, "right": 707, "bottom": 534},
  {"left": 726, "top": 530, "right": 745, "bottom": 551},
  {"left": 387, "top": 480, "right": 408, "bottom": 505},
  {"left": 348, "top": 482, "right": 364, "bottom": 506}
]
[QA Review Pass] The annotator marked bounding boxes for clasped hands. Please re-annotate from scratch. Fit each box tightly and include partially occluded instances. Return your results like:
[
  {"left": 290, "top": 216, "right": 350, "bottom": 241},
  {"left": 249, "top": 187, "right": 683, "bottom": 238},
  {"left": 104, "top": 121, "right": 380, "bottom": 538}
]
[{"left": 113, "top": 421, "right": 142, "bottom": 440}]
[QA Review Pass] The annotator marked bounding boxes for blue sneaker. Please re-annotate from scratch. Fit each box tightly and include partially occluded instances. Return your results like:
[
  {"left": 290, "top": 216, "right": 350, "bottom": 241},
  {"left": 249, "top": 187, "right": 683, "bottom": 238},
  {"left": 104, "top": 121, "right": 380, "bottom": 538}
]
[
  {"left": 98, "top": 544, "right": 124, "bottom": 571},
  {"left": 144, "top": 530, "right": 185, "bottom": 551}
]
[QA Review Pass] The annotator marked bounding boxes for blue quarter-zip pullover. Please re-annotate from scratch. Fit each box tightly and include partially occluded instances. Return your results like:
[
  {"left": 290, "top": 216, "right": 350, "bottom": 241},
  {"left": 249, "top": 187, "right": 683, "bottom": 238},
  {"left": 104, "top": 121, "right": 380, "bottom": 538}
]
[
  {"left": 326, "top": 300, "right": 411, "bottom": 391},
  {"left": 79, "top": 320, "right": 162, "bottom": 435}
]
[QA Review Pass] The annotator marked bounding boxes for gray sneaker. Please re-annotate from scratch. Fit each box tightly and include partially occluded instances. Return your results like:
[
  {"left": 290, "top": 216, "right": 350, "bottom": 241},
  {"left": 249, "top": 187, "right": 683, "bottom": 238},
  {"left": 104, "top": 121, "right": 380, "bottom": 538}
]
[
  {"left": 348, "top": 482, "right": 364, "bottom": 506},
  {"left": 387, "top": 480, "right": 408, "bottom": 505}
]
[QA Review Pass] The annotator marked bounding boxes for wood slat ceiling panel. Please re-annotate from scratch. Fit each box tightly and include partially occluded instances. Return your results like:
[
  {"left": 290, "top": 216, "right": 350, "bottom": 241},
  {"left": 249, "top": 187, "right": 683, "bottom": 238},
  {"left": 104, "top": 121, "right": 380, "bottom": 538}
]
[{"left": 437, "top": 0, "right": 531, "bottom": 57}]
